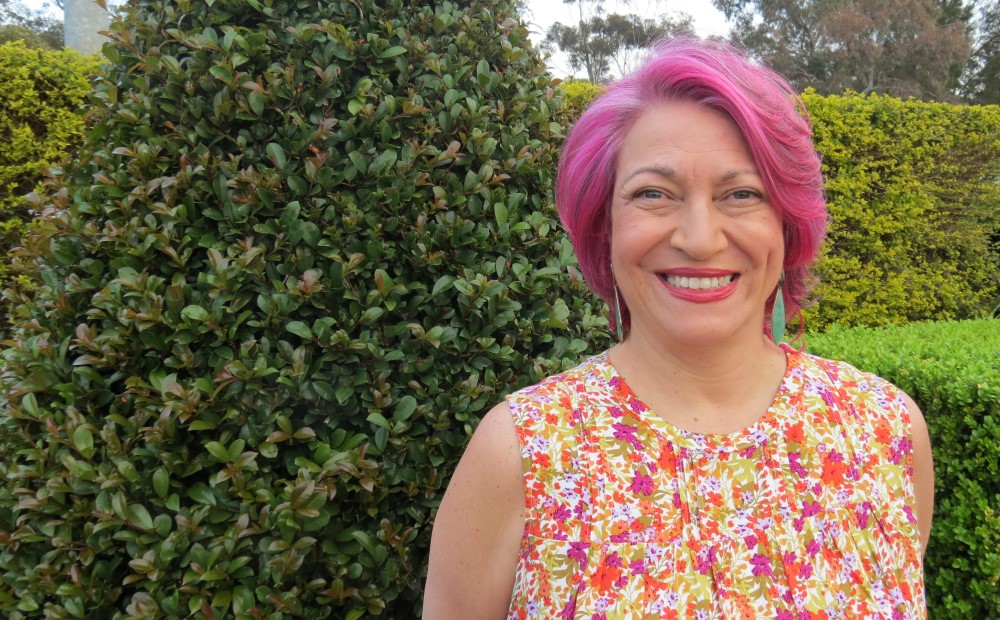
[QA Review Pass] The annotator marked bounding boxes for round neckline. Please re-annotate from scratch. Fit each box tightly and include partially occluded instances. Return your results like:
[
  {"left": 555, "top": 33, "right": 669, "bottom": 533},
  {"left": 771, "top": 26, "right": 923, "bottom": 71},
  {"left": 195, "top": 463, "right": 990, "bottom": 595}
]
[{"left": 599, "top": 343, "right": 801, "bottom": 454}]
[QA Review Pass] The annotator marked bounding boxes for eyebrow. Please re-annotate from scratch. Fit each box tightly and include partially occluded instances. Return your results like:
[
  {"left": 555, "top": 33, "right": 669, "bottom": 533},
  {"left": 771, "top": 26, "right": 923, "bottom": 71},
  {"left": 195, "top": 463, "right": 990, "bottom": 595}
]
[{"left": 620, "top": 166, "right": 760, "bottom": 184}]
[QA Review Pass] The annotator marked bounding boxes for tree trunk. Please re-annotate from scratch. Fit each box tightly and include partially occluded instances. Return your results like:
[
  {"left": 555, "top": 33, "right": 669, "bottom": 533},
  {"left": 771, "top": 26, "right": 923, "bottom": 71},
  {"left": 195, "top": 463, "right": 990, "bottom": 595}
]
[{"left": 64, "top": 0, "right": 109, "bottom": 55}]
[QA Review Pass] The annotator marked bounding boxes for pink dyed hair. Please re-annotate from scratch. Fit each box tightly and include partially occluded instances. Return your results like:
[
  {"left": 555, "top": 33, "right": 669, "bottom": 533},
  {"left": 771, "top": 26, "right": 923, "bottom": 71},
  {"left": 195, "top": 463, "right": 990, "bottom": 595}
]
[{"left": 556, "top": 37, "right": 827, "bottom": 336}]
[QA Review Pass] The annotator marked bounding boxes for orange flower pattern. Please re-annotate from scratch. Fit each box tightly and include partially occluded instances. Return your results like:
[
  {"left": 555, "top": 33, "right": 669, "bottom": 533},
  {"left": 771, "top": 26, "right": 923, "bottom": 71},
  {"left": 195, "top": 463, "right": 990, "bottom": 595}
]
[{"left": 505, "top": 346, "right": 925, "bottom": 619}]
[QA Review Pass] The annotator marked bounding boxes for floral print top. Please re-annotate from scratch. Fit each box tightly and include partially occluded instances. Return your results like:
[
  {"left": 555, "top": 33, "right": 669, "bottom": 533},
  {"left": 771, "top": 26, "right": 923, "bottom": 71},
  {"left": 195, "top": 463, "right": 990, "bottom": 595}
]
[{"left": 505, "top": 346, "right": 925, "bottom": 619}]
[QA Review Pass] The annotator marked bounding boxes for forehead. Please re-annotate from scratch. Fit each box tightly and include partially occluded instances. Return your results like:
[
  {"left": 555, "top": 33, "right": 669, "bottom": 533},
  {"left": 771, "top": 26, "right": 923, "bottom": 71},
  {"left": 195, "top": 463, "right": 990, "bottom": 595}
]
[{"left": 617, "top": 101, "right": 752, "bottom": 164}]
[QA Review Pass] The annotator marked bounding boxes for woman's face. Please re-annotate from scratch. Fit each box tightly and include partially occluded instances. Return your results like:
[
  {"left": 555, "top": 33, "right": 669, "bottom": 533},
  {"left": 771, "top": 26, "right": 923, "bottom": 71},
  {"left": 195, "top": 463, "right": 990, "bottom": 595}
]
[{"left": 610, "top": 100, "right": 784, "bottom": 348}]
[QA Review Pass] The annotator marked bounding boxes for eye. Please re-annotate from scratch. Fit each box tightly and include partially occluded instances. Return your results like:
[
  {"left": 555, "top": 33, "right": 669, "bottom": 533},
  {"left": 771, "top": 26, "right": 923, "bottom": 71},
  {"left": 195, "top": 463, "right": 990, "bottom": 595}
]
[
  {"left": 635, "top": 188, "right": 665, "bottom": 200},
  {"left": 727, "top": 189, "right": 764, "bottom": 203}
]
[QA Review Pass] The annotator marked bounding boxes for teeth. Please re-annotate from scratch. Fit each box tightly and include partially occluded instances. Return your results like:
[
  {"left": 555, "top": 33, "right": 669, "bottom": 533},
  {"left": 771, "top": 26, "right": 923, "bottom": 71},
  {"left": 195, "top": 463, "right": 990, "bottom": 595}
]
[{"left": 665, "top": 275, "right": 735, "bottom": 289}]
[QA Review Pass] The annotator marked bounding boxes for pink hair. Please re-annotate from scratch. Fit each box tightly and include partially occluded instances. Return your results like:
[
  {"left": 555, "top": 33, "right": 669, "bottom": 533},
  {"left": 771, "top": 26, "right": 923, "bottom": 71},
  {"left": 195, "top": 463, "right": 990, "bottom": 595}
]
[{"left": 556, "top": 37, "right": 827, "bottom": 336}]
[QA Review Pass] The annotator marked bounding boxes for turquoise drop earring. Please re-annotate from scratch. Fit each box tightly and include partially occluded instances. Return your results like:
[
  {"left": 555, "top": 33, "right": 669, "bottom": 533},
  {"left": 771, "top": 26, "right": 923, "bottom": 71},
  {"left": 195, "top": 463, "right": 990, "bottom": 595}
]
[{"left": 771, "top": 274, "right": 786, "bottom": 345}]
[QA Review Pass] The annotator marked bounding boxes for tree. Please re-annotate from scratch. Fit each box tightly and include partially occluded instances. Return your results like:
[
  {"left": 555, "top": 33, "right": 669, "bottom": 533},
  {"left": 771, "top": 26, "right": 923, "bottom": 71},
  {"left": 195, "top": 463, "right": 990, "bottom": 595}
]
[
  {"left": 963, "top": 0, "right": 1000, "bottom": 103},
  {"left": 713, "top": 0, "right": 972, "bottom": 100},
  {"left": 545, "top": 0, "right": 691, "bottom": 82},
  {"left": 0, "top": 0, "right": 608, "bottom": 617},
  {"left": 0, "top": 0, "right": 62, "bottom": 49}
]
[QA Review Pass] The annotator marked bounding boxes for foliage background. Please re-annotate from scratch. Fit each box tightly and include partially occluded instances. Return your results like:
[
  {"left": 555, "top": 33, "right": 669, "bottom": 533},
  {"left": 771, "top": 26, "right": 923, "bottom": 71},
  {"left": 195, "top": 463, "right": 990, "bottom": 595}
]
[
  {"left": 804, "top": 91, "right": 1000, "bottom": 329},
  {"left": 0, "top": 41, "right": 97, "bottom": 298}
]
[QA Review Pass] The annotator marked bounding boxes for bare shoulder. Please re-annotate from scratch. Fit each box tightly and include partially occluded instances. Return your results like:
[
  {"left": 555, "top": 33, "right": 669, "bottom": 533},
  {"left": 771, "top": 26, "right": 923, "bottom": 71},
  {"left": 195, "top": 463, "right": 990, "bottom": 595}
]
[
  {"left": 899, "top": 390, "right": 935, "bottom": 555},
  {"left": 423, "top": 401, "right": 525, "bottom": 619}
]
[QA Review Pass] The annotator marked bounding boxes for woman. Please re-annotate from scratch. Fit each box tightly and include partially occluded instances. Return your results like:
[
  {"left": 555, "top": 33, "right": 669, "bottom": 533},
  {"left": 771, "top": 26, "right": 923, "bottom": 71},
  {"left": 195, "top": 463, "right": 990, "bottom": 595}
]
[{"left": 424, "top": 38, "right": 934, "bottom": 619}]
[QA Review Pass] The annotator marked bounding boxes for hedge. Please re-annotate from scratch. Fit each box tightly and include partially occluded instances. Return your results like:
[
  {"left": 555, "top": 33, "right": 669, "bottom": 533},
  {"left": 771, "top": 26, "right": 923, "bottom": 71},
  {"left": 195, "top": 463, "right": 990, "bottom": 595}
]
[
  {"left": 0, "top": 41, "right": 98, "bottom": 298},
  {"left": 0, "top": 0, "right": 609, "bottom": 617},
  {"left": 803, "top": 93, "right": 1000, "bottom": 330},
  {"left": 808, "top": 319, "right": 1000, "bottom": 618}
]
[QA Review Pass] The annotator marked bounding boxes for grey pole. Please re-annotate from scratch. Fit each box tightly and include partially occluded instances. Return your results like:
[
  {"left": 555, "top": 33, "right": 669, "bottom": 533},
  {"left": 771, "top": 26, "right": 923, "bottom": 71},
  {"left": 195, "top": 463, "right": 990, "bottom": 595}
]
[{"left": 64, "top": 0, "right": 110, "bottom": 55}]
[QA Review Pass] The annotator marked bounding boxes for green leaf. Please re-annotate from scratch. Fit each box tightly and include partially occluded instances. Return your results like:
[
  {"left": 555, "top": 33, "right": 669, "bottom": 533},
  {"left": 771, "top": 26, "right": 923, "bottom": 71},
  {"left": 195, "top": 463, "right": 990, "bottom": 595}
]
[
  {"left": 302, "top": 222, "right": 321, "bottom": 247},
  {"left": 393, "top": 396, "right": 417, "bottom": 421},
  {"left": 494, "top": 202, "right": 508, "bottom": 227},
  {"left": 181, "top": 305, "right": 209, "bottom": 322},
  {"left": 248, "top": 92, "right": 265, "bottom": 115},
  {"left": 266, "top": 142, "right": 287, "bottom": 170},
  {"left": 432, "top": 275, "right": 453, "bottom": 295},
  {"left": 313, "top": 381, "right": 336, "bottom": 400},
  {"left": 377, "top": 46, "right": 407, "bottom": 59},
  {"left": 286, "top": 321, "right": 313, "bottom": 338},
  {"left": 232, "top": 585, "right": 254, "bottom": 615},
  {"left": 117, "top": 459, "right": 139, "bottom": 482},
  {"left": 126, "top": 504, "right": 154, "bottom": 530},
  {"left": 209, "top": 64, "right": 233, "bottom": 82},
  {"left": 153, "top": 468, "right": 170, "bottom": 499},
  {"left": 21, "top": 393, "right": 39, "bottom": 417},
  {"left": 188, "top": 483, "right": 217, "bottom": 506},
  {"left": 205, "top": 441, "right": 231, "bottom": 462},
  {"left": 72, "top": 426, "right": 95, "bottom": 458},
  {"left": 335, "top": 385, "right": 354, "bottom": 404},
  {"left": 65, "top": 598, "right": 85, "bottom": 618}
]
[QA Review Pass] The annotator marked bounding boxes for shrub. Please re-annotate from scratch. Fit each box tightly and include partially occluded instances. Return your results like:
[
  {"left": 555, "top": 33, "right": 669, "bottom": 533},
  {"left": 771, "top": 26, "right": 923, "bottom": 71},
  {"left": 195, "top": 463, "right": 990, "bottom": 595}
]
[
  {"left": 808, "top": 320, "right": 1000, "bottom": 618},
  {"left": 556, "top": 78, "right": 603, "bottom": 122},
  {"left": 0, "top": 0, "right": 609, "bottom": 617},
  {"left": 803, "top": 93, "right": 1000, "bottom": 330},
  {"left": 0, "top": 41, "right": 97, "bottom": 298}
]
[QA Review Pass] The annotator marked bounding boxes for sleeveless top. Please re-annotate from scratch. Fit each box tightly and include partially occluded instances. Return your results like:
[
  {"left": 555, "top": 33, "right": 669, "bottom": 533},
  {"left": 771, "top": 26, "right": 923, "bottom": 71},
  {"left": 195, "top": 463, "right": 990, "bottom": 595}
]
[{"left": 505, "top": 346, "right": 925, "bottom": 619}]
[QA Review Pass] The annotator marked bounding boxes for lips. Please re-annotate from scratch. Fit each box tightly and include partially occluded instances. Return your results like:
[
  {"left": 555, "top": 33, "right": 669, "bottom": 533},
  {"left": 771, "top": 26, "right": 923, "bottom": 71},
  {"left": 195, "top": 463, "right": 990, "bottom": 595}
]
[{"left": 658, "top": 269, "right": 740, "bottom": 302}]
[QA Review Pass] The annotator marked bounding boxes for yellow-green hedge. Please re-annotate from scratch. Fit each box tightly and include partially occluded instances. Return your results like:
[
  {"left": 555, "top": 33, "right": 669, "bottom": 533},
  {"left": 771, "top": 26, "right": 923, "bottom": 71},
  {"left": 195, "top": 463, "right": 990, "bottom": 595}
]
[
  {"left": 803, "top": 92, "right": 1000, "bottom": 330},
  {"left": 0, "top": 41, "right": 98, "bottom": 290},
  {"left": 557, "top": 78, "right": 604, "bottom": 123}
]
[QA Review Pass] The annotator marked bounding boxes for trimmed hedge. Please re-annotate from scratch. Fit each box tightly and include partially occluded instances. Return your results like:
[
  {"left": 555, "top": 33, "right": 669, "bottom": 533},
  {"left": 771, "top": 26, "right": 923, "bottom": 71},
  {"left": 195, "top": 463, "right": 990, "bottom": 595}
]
[
  {"left": 808, "top": 320, "right": 1000, "bottom": 618},
  {"left": 804, "top": 93, "right": 1000, "bottom": 330},
  {"left": 0, "top": 41, "right": 98, "bottom": 297},
  {"left": 0, "top": 0, "right": 609, "bottom": 617},
  {"left": 556, "top": 78, "right": 603, "bottom": 123}
]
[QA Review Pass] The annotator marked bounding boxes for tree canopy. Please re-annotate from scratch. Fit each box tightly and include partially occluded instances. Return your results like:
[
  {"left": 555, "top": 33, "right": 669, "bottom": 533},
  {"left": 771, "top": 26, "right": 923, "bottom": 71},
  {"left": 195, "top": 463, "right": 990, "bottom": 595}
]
[
  {"left": 0, "top": 0, "right": 62, "bottom": 49},
  {"left": 544, "top": 0, "right": 691, "bottom": 82},
  {"left": 963, "top": 0, "right": 1000, "bottom": 103},
  {"left": 712, "top": 0, "right": 972, "bottom": 100}
]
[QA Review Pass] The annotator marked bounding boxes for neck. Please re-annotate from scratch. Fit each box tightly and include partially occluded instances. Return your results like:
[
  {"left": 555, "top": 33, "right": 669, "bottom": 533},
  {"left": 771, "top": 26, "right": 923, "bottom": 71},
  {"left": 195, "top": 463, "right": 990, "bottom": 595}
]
[{"left": 609, "top": 325, "right": 787, "bottom": 434}]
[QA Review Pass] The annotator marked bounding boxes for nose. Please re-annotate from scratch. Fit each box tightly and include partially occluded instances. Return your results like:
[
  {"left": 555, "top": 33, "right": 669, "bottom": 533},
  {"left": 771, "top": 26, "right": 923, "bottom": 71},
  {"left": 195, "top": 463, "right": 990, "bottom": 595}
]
[{"left": 669, "top": 196, "right": 728, "bottom": 260}]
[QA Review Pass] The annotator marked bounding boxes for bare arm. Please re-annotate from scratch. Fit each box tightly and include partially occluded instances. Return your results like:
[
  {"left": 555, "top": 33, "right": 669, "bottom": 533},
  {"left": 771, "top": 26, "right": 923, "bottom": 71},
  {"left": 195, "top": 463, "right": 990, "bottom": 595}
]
[
  {"left": 901, "top": 392, "right": 934, "bottom": 555},
  {"left": 423, "top": 402, "right": 525, "bottom": 619}
]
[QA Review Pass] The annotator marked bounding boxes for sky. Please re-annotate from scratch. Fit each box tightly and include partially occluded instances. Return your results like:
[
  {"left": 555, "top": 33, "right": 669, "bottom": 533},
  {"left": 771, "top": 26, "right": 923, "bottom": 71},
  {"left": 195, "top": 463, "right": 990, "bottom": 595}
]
[{"left": 523, "top": 0, "right": 730, "bottom": 78}]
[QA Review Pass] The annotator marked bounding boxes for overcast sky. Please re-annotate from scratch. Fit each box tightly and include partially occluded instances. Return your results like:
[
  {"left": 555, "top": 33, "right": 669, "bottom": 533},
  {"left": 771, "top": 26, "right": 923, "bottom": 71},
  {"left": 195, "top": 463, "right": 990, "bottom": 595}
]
[{"left": 523, "top": 0, "right": 730, "bottom": 78}]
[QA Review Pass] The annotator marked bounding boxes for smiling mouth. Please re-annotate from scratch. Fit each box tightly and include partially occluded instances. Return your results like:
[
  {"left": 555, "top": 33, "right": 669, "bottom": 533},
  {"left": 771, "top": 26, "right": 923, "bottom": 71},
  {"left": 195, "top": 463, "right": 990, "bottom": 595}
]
[{"left": 662, "top": 274, "right": 738, "bottom": 290}]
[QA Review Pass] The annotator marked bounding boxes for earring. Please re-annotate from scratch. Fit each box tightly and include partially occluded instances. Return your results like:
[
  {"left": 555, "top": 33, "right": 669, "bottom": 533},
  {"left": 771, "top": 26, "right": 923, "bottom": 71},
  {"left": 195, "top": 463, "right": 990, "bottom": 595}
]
[
  {"left": 771, "top": 273, "right": 786, "bottom": 345},
  {"left": 610, "top": 263, "right": 624, "bottom": 342},
  {"left": 613, "top": 283, "right": 624, "bottom": 342}
]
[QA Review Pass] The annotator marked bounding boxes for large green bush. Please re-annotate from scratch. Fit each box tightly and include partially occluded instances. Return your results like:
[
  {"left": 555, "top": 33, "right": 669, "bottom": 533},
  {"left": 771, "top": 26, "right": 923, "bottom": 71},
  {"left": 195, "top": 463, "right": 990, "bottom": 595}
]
[
  {"left": 808, "top": 320, "right": 1000, "bottom": 618},
  {"left": 804, "top": 93, "right": 1000, "bottom": 330},
  {"left": 0, "top": 41, "right": 98, "bottom": 296},
  {"left": 0, "top": 0, "right": 609, "bottom": 617}
]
